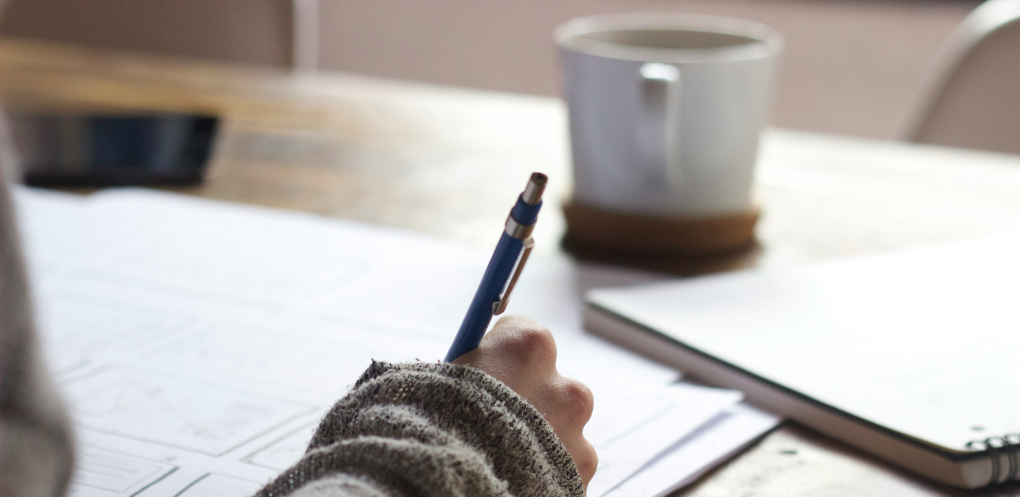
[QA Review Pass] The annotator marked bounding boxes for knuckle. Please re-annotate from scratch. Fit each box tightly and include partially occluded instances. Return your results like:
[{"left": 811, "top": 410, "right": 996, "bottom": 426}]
[
  {"left": 575, "top": 442, "right": 599, "bottom": 479},
  {"left": 504, "top": 325, "right": 557, "bottom": 367},
  {"left": 559, "top": 378, "right": 595, "bottom": 421}
]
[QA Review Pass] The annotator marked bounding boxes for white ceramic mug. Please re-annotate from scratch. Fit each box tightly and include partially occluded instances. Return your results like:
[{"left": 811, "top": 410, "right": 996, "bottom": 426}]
[{"left": 556, "top": 14, "right": 782, "bottom": 216}]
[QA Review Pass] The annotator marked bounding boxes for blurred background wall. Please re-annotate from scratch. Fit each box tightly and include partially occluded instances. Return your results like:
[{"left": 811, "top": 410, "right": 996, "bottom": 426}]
[
  {"left": 0, "top": 0, "right": 980, "bottom": 139},
  {"left": 0, "top": 0, "right": 294, "bottom": 66}
]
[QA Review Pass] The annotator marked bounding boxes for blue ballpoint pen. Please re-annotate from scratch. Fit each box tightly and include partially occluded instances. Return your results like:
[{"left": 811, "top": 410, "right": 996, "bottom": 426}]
[{"left": 444, "top": 173, "right": 547, "bottom": 362}]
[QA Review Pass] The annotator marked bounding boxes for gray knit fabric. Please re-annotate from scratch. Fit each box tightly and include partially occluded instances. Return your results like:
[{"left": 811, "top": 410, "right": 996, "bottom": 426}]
[
  {"left": 0, "top": 165, "right": 75, "bottom": 497},
  {"left": 256, "top": 361, "right": 585, "bottom": 497}
]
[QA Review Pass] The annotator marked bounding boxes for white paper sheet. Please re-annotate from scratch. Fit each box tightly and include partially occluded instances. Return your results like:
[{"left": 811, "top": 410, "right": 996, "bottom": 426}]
[
  {"left": 14, "top": 187, "right": 777, "bottom": 496},
  {"left": 604, "top": 403, "right": 780, "bottom": 497},
  {"left": 584, "top": 384, "right": 742, "bottom": 497},
  {"left": 70, "top": 447, "right": 176, "bottom": 496}
]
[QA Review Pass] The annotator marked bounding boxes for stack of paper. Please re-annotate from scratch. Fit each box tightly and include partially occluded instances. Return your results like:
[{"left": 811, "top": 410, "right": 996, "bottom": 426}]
[{"left": 13, "top": 187, "right": 779, "bottom": 497}]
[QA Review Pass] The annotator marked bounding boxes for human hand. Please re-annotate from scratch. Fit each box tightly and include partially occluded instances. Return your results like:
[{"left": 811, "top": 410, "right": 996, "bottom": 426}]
[{"left": 452, "top": 315, "right": 597, "bottom": 489}]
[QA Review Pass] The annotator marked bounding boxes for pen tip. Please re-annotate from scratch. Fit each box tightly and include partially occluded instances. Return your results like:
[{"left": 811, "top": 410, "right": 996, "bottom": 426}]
[{"left": 523, "top": 173, "right": 547, "bottom": 205}]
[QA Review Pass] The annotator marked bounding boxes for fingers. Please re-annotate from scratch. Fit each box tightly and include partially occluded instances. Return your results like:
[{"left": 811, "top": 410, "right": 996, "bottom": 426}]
[
  {"left": 571, "top": 437, "right": 599, "bottom": 488},
  {"left": 532, "top": 377, "right": 592, "bottom": 433},
  {"left": 548, "top": 377, "right": 597, "bottom": 486}
]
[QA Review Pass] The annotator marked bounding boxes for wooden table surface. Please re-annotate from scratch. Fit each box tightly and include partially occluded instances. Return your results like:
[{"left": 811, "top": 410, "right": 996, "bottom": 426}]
[{"left": 3, "top": 38, "right": 1020, "bottom": 497}]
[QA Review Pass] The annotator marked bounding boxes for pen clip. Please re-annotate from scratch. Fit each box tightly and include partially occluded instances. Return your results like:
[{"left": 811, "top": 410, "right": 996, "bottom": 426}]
[{"left": 493, "top": 237, "right": 535, "bottom": 315}]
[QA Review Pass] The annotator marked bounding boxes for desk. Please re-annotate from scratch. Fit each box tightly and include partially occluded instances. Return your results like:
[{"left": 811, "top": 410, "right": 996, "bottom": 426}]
[{"left": 2, "top": 38, "right": 1020, "bottom": 497}]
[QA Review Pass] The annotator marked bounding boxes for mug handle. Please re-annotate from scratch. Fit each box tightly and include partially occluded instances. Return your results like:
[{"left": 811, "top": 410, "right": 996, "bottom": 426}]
[{"left": 636, "top": 63, "right": 681, "bottom": 190}]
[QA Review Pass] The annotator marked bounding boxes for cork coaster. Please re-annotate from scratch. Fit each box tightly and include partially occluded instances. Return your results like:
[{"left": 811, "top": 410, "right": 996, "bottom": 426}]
[{"left": 561, "top": 200, "right": 761, "bottom": 276}]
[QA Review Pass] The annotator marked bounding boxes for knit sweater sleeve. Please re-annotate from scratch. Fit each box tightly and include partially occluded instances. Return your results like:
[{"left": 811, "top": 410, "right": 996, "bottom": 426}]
[{"left": 255, "top": 361, "right": 585, "bottom": 497}]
